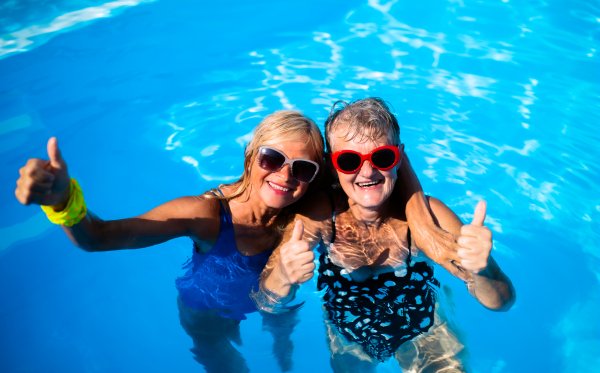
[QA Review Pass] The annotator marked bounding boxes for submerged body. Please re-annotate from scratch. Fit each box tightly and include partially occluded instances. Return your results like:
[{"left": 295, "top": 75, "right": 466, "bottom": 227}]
[
  {"left": 176, "top": 192, "right": 273, "bottom": 320},
  {"left": 318, "top": 226, "right": 438, "bottom": 362}
]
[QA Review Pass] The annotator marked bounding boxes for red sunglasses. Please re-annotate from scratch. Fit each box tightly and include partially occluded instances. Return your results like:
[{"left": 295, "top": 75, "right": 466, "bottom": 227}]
[{"left": 331, "top": 145, "right": 401, "bottom": 174}]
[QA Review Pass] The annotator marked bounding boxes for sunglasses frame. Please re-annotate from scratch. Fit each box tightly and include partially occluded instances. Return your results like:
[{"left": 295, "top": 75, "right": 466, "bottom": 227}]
[
  {"left": 331, "top": 145, "right": 402, "bottom": 174},
  {"left": 257, "top": 146, "right": 320, "bottom": 183}
]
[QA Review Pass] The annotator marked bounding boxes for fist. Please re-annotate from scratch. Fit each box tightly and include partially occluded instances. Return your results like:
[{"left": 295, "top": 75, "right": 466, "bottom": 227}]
[
  {"left": 277, "top": 220, "right": 316, "bottom": 286},
  {"left": 15, "top": 137, "right": 71, "bottom": 208},
  {"left": 457, "top": 201, "right": 493, "bottom": 275}
]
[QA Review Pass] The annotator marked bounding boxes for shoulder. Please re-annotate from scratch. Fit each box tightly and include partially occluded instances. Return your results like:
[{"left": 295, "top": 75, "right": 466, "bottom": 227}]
[
  {"left": 181, "top": 194, "right": 222, "bottom": 240},
  {"left": 158, "top": 194, "right": 221, "bottom": 219},
  {"left": 426, "top": 196, "right": 464, "bottom": 236}
]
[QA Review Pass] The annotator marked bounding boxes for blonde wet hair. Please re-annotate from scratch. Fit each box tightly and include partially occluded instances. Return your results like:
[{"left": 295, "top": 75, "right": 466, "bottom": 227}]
[{"left": 209, "top": 110, "right": 325, "bottom": 201}]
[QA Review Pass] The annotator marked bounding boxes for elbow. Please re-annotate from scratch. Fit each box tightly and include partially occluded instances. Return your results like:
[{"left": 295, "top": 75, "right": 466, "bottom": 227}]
[
  {"left": 483, "top": 288, "right": 517, "bottom": 312},
  {"left": 73, "top": 240, "right": 101, "bottom": 252}
]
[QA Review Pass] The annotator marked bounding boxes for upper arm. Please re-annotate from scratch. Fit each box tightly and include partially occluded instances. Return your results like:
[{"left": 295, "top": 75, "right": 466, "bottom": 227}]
[
  {"left": 427, "top": 197, "right": 464, "bottom": 236},
  {"left": 87, "top": 195, "right": 221, "bottom": 250},
  {"left": 133, "top": 195, "right": 220, "bottom": 239}
]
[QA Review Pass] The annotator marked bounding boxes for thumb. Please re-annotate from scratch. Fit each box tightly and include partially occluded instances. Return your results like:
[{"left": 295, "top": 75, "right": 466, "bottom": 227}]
[
  {"left": 47, "top": 137, "right": 66, "bottom": 169},
  {"left": 289, "top": 219, "right": 304, "bottom": 242},
  {"left": 471, "top": 200, "right": 487, "bottom": 226}
]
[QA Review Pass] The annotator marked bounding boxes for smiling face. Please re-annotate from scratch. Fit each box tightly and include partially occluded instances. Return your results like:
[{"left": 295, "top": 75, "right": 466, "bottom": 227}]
[
  {"left": 249, "top": 137, "right": 316, "bottom": 210},
  {"left": 330, "top": 129, "right": 402, "bottom": 212}
]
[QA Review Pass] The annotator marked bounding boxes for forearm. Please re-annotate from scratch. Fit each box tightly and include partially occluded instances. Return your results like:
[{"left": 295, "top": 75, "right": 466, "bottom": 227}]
[{"left": 469, "top": 256, "right": 516, "bottom": 311}]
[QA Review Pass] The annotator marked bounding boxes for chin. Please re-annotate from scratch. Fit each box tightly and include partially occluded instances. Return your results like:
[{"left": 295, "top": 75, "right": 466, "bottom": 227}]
[
  {"left": 351, "top": 188, "right": 393, "bottom": 209},
  {"left": 260, "top": 189, "right": 300, "bottom": 209}
]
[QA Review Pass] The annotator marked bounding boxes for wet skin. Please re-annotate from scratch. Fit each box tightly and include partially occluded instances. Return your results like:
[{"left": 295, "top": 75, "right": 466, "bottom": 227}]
[{"left": 260, "top": 132, "right": 515, "bottom": 311}]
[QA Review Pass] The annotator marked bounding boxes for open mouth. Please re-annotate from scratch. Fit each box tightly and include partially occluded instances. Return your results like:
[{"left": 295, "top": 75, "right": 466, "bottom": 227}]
[
  {"left": 356, "top": 180, "right": 383, "bottom": 188},
  {"left": 267, "top": 181, "right": 292, "bottom": 192}
]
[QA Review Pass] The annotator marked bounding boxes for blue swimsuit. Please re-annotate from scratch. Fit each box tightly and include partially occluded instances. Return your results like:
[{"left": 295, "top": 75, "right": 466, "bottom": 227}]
[{"left": 175, "top": 197, "right": 273, "bottom": 320}]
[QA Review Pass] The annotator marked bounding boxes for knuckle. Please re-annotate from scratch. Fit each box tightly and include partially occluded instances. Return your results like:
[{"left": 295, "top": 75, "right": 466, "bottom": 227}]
[{"left": 24, "top": 178, "right": 35, "bottom": 189}]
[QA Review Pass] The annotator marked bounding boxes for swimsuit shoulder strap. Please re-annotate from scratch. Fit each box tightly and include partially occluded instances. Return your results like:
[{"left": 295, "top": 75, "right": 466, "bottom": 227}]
[
  {"left": 215, "top": 188, "right": 234, "bottom": 230},
  {"left": 327, "top": 192, "right": 336, "bottom": 244},
  {"left": 406, "top": 227, "right": 412, "bottom": 263}
]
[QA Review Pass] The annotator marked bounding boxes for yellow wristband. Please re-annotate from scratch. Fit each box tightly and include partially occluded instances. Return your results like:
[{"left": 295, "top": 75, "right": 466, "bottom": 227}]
[{"left": 41, "top": 179, "right": 87, "bottom": 226}]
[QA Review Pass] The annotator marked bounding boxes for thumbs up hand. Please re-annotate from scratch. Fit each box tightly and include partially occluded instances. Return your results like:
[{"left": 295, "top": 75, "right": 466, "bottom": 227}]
[
  {"left": 276, "top": 219, "right": 316, "bottom": 287},
  {"left": 457, "top": 201, "right": 493, "bottom": 275},
  {"left": 15, "top": 137, "right": 71, "bottom": 209}
]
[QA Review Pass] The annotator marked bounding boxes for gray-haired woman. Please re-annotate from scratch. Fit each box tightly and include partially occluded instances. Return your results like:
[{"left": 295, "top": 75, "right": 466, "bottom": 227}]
[{"left": 255, "top": 98, "right": 516, "bottom": 372}]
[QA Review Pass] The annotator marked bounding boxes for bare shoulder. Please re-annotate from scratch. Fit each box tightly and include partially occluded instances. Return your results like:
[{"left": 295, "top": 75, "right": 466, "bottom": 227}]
[{"left": 427, "top": 196, "right": 464, "bottom": 236}]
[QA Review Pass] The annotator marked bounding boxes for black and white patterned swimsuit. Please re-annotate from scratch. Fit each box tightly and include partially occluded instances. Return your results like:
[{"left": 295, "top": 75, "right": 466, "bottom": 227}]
[{"left": 317, "top": 196, "right": 439, "bottom": 362}]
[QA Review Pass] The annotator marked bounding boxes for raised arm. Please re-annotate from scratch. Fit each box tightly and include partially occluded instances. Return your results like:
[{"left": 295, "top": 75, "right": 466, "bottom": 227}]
[
  {"left": 429, "top": 197, "right": 516, "bottom": 311},
  {"left": 398, "top": 152, "right": 472, "bottom": 282},
  {"left": 15, "top": 138, "right": 220, "bottom": 252}
]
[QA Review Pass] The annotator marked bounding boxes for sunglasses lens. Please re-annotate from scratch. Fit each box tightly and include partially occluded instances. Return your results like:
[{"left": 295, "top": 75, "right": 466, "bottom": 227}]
[
  {"left": 259, "top": 148, "right": 285, "bottom": 172},
  {"left": 371, "top": 148, "right": 397, "bottom": 169},
  {"left": 336, "top": 153, "right": 362, "bottom": 172},
  {"left": 292, "top": 161, "right": 318, "bottom": 183}
]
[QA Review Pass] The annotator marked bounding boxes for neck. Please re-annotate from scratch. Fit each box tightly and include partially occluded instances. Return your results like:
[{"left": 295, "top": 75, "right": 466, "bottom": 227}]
[
  {"left": 347, "top": 198, "right": 391, "bottom": 224},
  {"left": 230, "top": 187, "right": 282, "bottom": 226}
]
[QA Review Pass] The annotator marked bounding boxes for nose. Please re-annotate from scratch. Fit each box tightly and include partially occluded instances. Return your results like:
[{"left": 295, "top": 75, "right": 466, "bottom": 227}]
[
  {"left": 275, "top": 163, "right": 295, "bottom": 182},
  {"left": 359, "top": 160, "right": 377, "bottom": 178}
]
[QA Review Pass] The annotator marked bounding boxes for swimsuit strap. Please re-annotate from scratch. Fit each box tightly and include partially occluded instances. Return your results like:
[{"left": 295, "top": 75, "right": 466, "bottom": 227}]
[
  {"left": 208, "top": 188, "right": 235, "bottom": 255},
  {"left": 215, "top": 189, "right": 234, "bottom": 229},
  {"left": 327, "top": 193, "right": 336, "bottom": 244},
  {"left": 407, "top": 227, "right": 412, "bottom": 264}
]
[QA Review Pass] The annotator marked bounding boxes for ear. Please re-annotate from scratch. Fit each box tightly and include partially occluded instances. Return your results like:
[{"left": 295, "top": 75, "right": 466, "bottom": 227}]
[{"left": 396, "top": 144, "right": 405, "bottom": 170}]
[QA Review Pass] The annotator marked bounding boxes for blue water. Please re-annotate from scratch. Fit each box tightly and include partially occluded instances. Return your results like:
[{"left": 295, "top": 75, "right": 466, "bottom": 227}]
[{"left": 1, "top": 0, "right": 599, "bottom": 372}]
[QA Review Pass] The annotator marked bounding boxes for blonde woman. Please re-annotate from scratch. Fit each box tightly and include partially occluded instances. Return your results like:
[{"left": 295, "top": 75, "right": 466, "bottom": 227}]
[{"left": 14, "top": 111, "right": 325, "bottom": 372}]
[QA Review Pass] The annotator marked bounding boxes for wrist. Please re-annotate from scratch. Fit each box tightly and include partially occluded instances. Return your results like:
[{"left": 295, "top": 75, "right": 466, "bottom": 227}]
[
  {"left": 50, "top": 185, "right": 72, "bottom": 212},
  {"left": 41, "top": 178, "right": 87, "bottom": 226},
  {"left": 264, "top": 268, "right": 293, "bottom": 298}
]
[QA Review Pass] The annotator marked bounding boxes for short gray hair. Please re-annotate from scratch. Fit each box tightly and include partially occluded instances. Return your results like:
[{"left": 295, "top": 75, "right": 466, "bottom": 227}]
[{"left": 324, "top": 97, "right": 400, "bottom": 152}]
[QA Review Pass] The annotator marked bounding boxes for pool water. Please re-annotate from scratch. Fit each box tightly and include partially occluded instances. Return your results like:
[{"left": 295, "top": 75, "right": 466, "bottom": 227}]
[{"left": 1, "top": 0, "right": 599, "bottom": 372}]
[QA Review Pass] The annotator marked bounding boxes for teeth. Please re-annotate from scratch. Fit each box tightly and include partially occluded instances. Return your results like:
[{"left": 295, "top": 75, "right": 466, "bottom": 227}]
[
  {"left": 268, "top": 181, "right": 290, "bottom": 192},
  {"left": 357, "top": 181, "right": 380, "bottom": 187}
]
